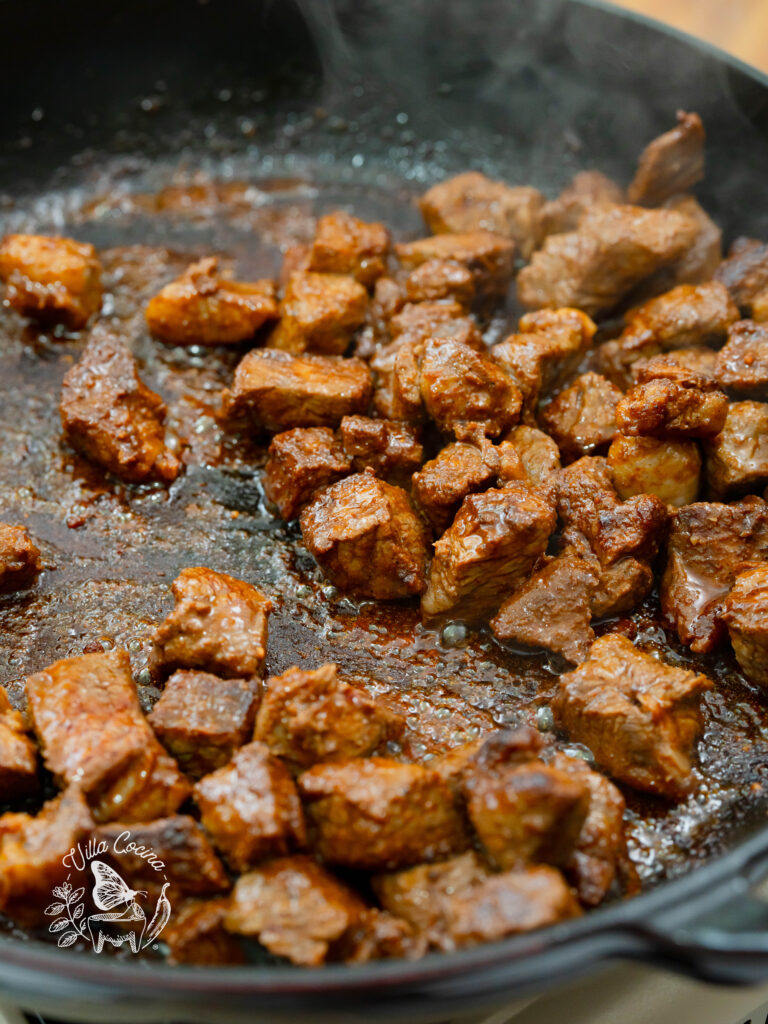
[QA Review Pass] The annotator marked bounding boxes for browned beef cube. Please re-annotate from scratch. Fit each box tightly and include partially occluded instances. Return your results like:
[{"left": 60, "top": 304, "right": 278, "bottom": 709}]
[
  {"left": 627, "top": 111, "right": 705, "bottom": 207},
  {"left": 412, "top": 439, "right": 500, "bottom": 534},
  {"left": 278, "top": 242, "right": 312, "bottom": 289},
  {"left": 517, "top": 203, "right": 698, "bottom": 316},
  {"left": 150, "top": 567, "right": 271, "bottom": 680},
  {"left": 723, "top": 564, "right": 768, "bottom": 687},
  {"left": 491, "top": 551, "right": 597, "bottom": 664},
  {"left": 395, "top": 230, "right": 516, "bottom": 301},
  {"left": 333, "top": 907, "right": 426, "bottom": 963},
  {"left": 555, "top": 634, "right": 712, "bottom": 798},
  {"left": 263, "top": 427, "right": 351, "bottom": 520},
  {"left": 300, "top": 473, "right": 429, "bottom": 600},
  {"left": 586, "top": 554, "right": 654, "bottom": 619},
  {"left": 298, "top": 757, "right": 467, "bottom": 871},
  {"left": 369, "top": 275, "right": 406, "bottom": 331},
  {"left": 619, "top": 282, "right": 739, "bottom": 358},
  {"left": 632, "top": 347, "right": 719, "bottom": 383},
  {"left": 267, "top": 271, "right": 368, "bottom": 355},
  {"left": 419, "top": 173, "right": 543, "bottom": 259},
  {"left": 505, "top": 424, "right": 562, "bottom": 484},
  {"left": 659, "top": 194, "right": 723, "bottom": 287},
  {"left": 661, "top": 497, "right": 768, "bottom": 652},
  {"left": 254, "top": 663, "right": 404, "bottom": 771},
  {"left": 0, "top": 685, "right": 38, "bottom": 799},
  {"left": 753, "top": 289, "right": 768, "bottom": 321},
  {"left": 608, "top": 434, "right": 702, "bottom": 508},
  {"left": 0, "top": 523, "right": 42, "bottom": 593},
  {"left": 371, "top": 338, "right": 425, "bottom": 422},
  {"left": 616, "top": 368, "right": 728, "bottom": 440},
  {"left": 0, "top": 233, "right": 102, "bottom": 327},
  {"left": 704, "top": 401, "right": 768, "bottom": 500},
  {"left": 308, "top": 211, "right": 390, "bottom": 287},
  {"left": 0, "top": 786, "right": 93, "bottom": 927},
  {"left": 715, "top": 237, "right": 768, "bottom": 316},
  {"left": 60, "top": 328, "right": 180, "bottom": 484},
  {"left": 223, "top": 349, "right": 372, "bottom": 431},
  {"left": 715, "top": 320, "right": 768, "bottom": 398},
  {"left": 539, "top": 171, "right": 624, "bottom": 237},
  {"left": 422, "top": 485, "right": 556, "bottom": 623},
  {"left": 388, "top": 300, "right": 482, "bottom": 348},
  {"left": 404, "top": 259, "right": 475, "bottom": 307},
  {"left": 148, "top": 671, "right": 260, "bottom": 778},
  {"left": 164, "top": 898, "right": 245, "bottom": 965},
  {"left": 338, "top": 415, "right": 423, "bottom": 484},
  {"left": 145, "top": 257, "right": 278, "bottom": 345},
  {"left": 224, "top": 855, "right": 365, "bottom": 966},
  {"left": 540, "top": 373, "right": 622, "bottom": 462},
  {"left": 26, "top": 650, "right": 190, "bottom": 823},
  {"left": 193, "top": 742, "right": 306, "bottom": 872}
]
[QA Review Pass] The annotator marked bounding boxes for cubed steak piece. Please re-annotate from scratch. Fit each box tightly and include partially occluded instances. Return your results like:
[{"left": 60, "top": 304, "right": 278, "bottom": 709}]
[
  {"left": 704, "top": 401, "right": 768, "bottom": 500},
  {"left": 150, "top": 567, "right": 272, "bottom": 679},
  {"left": 627, "top": 111, "right": 705, "bottom": 207},
  {"left": 540, "top": 373, "right": 622, "bottom": 462},
  {"left": 148, "top": 671, "right": 260, "bottom": 778},
  {"left": 389, "top": 300, "right": 482, "bottom": 348},
  {"left": 263, "top": 426, "right": 351, "bottom": 520},
  {"left": 60, "top": 328, "right": 180, "bottom": 483},
  {"left": 338, "top": 416, "right": 423, "bottom": 485},
  {"left": 395, "top": 230, "right": 516, "bottom": 301},
  {"left": 300, "top": 473, "right": 429, "bottom": 600},
  {"left": 418, "top": 172, "right": 544, "bottom": 259},
  {"left": 0, "top": 685, "right": 38, "bottom": 799},
  {"left": 268, "top": 271, "right": 368, "bottom": 355},
  {"left": 254, "top": 663, "right": 404, "bottom": 771},
  {"left": 278, "top": 243, "right": 312, "bottom": 288},
  {"left": 505, "top": 424, "right": 562, "bottom": 485},
  {"left": 333, "top": 907, "right": 426, "bottom": 964},
  {"left": 308, "top": 210, "right": 390, "bottom": 287},
  {"left": 223, "top": 349, "right": 372, "bottom": 431},
  {"left": 298, "top": 757, "right": 467, "bottom": 871},
  {"left": 723, "top": 564, "right": 768, "bottom": 687},
  {"left": 25, "top": 650, "right": 190, "bottom": 822},
  {"left": 422, "top": 485, "right": 556, "bottom": 623},
  {"left": 632, "top": 348, "right": 719, "bottom": 384},
  {"left": 412, "top": 439, "right": 501, "bottom": 534},
  {"left": 164, "top": 898, "right": 245, "bottom": 965},
  {"left": 404, "top": 259, "right": 475, "bottom": 307},
  {"left": 0, "top": 523, "right": 42, "bottom": 593},
  {"left": 554, "top": 634, "right": 713, "bottom": 798},
  {"left": 371, "top": 338, "right": 425, "bottom": 422},
  {"left": 145, "top": 257, "right": 278, "bottom": 345},
  {"left": 608, "top": 435, "right": 701, "bottom": 508},
  {"left": 193, "top": 742, "right": 306, "bottom": 872},
  {"left": 618, "top": 282, "right": 738, "bottom": 360},
  {"left": 225, "top": 855, "right": 365, "bottom": 966},
  {"left": 715, "top": 320, "right": 768, "bottom": 398},
  {"left": 0, "top": 786, "right": 93, "bottom": 927},
  {"left": 658, "top": 194, "right": 722, "bottom": 288},
  {"left": 0, "top": 233, "right": 102, "bottom": 327},
  {"left": 715, "top": 237, "right": 768, "bottom": 317},
  {"left": 661, "top": 497, "right": 768, "bottom": 651},
  {"left": 539, "top": 170, "right": 624, "bottom": 237},
  {"left": 615, "top": 365, "right": 728, "bottom": 439}
]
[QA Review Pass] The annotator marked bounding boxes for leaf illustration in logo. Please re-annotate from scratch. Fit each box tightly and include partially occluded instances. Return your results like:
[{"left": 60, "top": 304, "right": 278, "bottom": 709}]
[
  {"left": 45, "top": 903, "right": 66, "bottom": 916},
  {"left": 49, "top": 918, "right": 69, "bottom": 933},
  {"left": 58, "top": 932, "right": 78, "bottom": 949},
  {"left": 73, "top": 903, "right": 84, "bottom": 920},
  {"left": 70, "top": 887, "right": 85, "bottom": 903},
  {"left": 90, "top": 860, "right": 147, "bottom": 911}
]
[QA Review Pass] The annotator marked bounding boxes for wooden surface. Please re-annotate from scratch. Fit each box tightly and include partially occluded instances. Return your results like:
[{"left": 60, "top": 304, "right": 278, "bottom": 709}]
[{"left": 612, "top": 0, "right": 768, "bottom": 74}]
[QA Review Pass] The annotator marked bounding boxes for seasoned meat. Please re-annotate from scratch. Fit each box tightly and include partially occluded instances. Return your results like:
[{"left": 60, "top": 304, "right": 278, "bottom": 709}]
[
  {"left": 722, "top": 564, "right": 768, "bottom": 687},
  {"left": 267, "top": 270, "right": 368, "bottom": 355},
  {"left": 60, "top": 328, "right": 180, "bottom": 483},
  {"left": 419, "top": 172, "right": 544, "bottom": 259},
  {"left": 300, "top": 472, "right": 429, "bottom": 600},
  {"left": 505, "top": 424, "right": 562, "bottom": 485},
  {"left": 145, "top": 257, "right": 278, "bottom": 345},
  {"left": 627, "top": 111, "right": 705, "bottom": 207},
  {"left": 388, "top": 300, "right": 482, "bottom": 348},
  {"left": 372, "top": 337, "right": 426, "bottom": 422},
  {"left": 554, "top": 634, "right": 713, "bottom": 798},
  {"left": 370, "top": 275, "right": 406, "bottom": 330},
  {"left": 26, "top": 650, "right": 190, "bottom": 823},
  {"left": 539, "top": 171, "right": 624, "bottom": 237},
  {"left": 632, "top": 348, "right": 719, "bottom": 384},
  {"left": 517, "top": 203, "right": 698, "bottom": 316},
  {"left": 704, "top": 401, "right": 768, "bottom": 500},
  {"left": 225, "top": 855, "right": 365, "bottom": 966},
  {"left": 254, "top": 663, "right": 404, "bottom": 771},
  {"left": 422, "top": 485, "right": 556, "bottom": 623},
  {"left": 395, "top": 230, "right": 516, "bottom": 301},
  {"left": 608, "top": 434, "right": 701, "bottom": 507},
  {"left": 298, "top": 757, "right": 468, "bottom": 871},
  {"left": 404, "top": 259, "right": 475, "bottom": 307},
  {"left": 661, "top": 497, "right": 768, "bottom": 651},
  {"left": 0, "top": 786, "right": 94, "bottom": 927},
  {"left": 715, "top": 237, "right": 768, "bottom": 316},
  {"left": 0, "top": 523, "right": 42, "bottom": 593},
  {"left": 223, "top": 349, "right": 372, "bottom": 431},
  {"left": 150, "top": 567, "right": 272, "bottom": 679},
  {"left": 338, "top": 415, "right": 423, "bottom": 485},
  {"left": 278, "top": 242, "right": 312, "bottom": 289},
  {"left": 148, "top": 671, "right": 260, "bottom": 779},
  {"left": 193, "top": 741, "right": 306, "bottom": 872},
  {"left": 412, "top": 439, "right": 500, "bottom": 534},
  {"left": 491, "top": 551, "right": 597, "bottom": 664},
  {"left": 715, "top": 320, "right": 768, "bottom": 398},
  {"left": 164, "top": 898, "right": 245, "bottom": 965},
  {"left": 0, "top": 685, "right": 38, "bottom": 799},
  {"left": 332, "top": 907, "right": 426, "bottom": 963},
  {"left": 619, "top": 281, "right": 738, "bottom": 356},
  {"left": 308, "top": 210, "right": 390, "bottom": 287},
  {"left": 0, "top": 233, "right": 102, "bottom": 327},
  {"left": 540, "top": 373, "right": 622, "bottom": 462},
  {"left": 615, "top": 369, "right": 728, "bottom": 440},
  {"left": 589, "top": 555, "right": 654, "bottom": 619},
  {"left": 658, "top": 194, "right": 722, "bottom": 288},
  {"left": 263, "top": 426, "right": 351, "bottom": 520}
]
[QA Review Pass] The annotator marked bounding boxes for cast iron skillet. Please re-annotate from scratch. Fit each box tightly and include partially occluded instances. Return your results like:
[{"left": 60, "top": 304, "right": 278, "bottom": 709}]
[{"left": 3, "top": 0, "right": 768, "bottom": 1020}]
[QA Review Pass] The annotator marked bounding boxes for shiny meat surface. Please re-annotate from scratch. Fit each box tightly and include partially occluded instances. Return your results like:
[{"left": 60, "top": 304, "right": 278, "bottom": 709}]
[
  {"left": 715, "top": 320, "right": 768, "bottom": 397},
  {"left": 263, "top": 426, "right": 351, "bottom": 520},
  {"left": 267, "top": 270, "right": 367, "bottom": 355},
  {"left": 540, "top": 372, "right": 622, "bottom": 462},
  {"left": 723, "top": 565, "right": 768, "bottom": 688},
  {"left": 308, "top": 211, "right": 390, "bottom": 288},
  {"left": 0, "top": 524, "right": 42, "bottom": 593},
  {"left": 627, "top": 111, "right": 706, "bottom": 207},
  {"left": 395, "top": 230, "right": 516, "bottom": 300}
]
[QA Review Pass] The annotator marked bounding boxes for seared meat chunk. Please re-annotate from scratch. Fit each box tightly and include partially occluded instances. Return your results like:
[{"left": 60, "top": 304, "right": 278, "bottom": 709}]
[
  {"left": 539, "top": 171, "right": 623, "bottom": 237},
  {"left": 26, "top": 650, "right": 190, "bottom": 823},
  {"left": 339, "top": 415, "right": 423, "bottom": 484},
  {"left": 422, "top": 485, "right": 556, "bottom": 623},
  {"left": 308, "top": 211, "right": 390, "bottom": 287},
  {"left": 404, "top": 259, "right": 475, "bottom": 307},
  {"left": 658, "top": 194, "right": 722, "bottom": 288},
  {"left": 715, "top": 237, "right": 768, "bottom": 316},
  {"left": 300, "top": 473, "right": 429, "bottom": 600},
  {"left": 0, "top": 786, "right": 93, "bottom": 927},
  {"left": 722, "top": 564, "right": 768, "bottom": 687},
  {"left": 223, "top": 349, "right": 372, "bottom": 431},
  {"left": 627, "top": 111, "right": 705, "bottom": 207},
  {"left": 412, "top": 439, "right": 500, "bottom": 534},
  {"left": 60, "top": 329, "right": 180, "bottom": 483},
  {"left": 278, "top": 243, "right": 312, "bottom": 288},
  {"left": 268, "top": 271, "right": 368, "bottom": 355},
  {"left": 225, "top": 855, "right": 364, "bottom": 966},
  {"left": 164, "top": 898, "right": 245, "bottom": 965},
  {"left": 148, "top": 671, "right": 260, "bottom": 779},
  {"left": 0, "top": 233, "right": 102, "bottom": 327},
  {"left": 540, "top": 373, "right": 622, "bottom": 462},
  {"left": 263, "top": 427, "right": 351, "bottom": 520},
  {"left": 193, "top": 742, "right": 306, "bottom": 872},
  {"left": 704, "top": 401, "right": 768, "bottom": 500},
  {"left": 298, "top": 757, "right": 467, "bottom": 871},
  {"left": 0, "top": 685, "right": 38, "bottom": 799},
  {"left": 554, "top": 635, "right": 712, "bottom": 798},
  {"left": 661, "top": 497, "right": 768, "bottom": 651},
  {"left": 608, "top": 435, "right": 701, "bottom": 507},
  {"left": 615, "top": 367, "right": 728, "bottom": 439},
  {"left": 517, "top": 203, "right": 697, "bottom": 316},
  {"left": 388, "top": 299, "right": 482, "bottom": 348},
  {"left": 505, "top": 424, "right": 561, "bottom": 485},
  {"left": 715, "top": 320, "right": 768, "bottom": 397},
  {"left": 150, "top": 567, "right": 272, "bottom": 679},
  {"left": 632, "top": 348, "right": 718, "bottom": 384},
  {"left": 619, "top": 281, "right": 738, "bottom": 361},
  {"left": 395, "top": 230, "right": 516, "bottom": 301},
  {"left": 419, "top": 172, "right": 543, "bottom": 259},
  {"left": 333, "top": 907, "right": 426, "bottom": 964},
  {"left": 371, "top": 338, "right": 425, "bottom": 422},
  {"left": 145, "top": 257, "right": 278, "bottom": 345},
  {"left": 0, "top": 523, "right": 42, "bottom": 593},
  {"left": 254, "top": 663, "right": 404, "bottom": 771}
]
